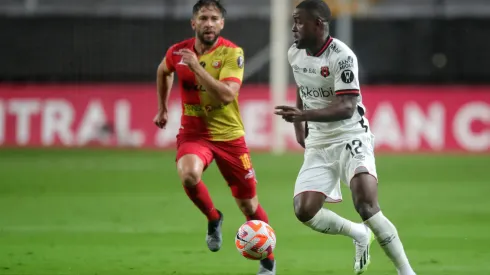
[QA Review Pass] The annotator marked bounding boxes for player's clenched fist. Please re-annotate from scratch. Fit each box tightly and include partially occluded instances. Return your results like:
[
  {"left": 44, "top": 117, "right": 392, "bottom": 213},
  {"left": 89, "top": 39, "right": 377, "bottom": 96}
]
[
  {"left": 153, "top": 109, "right": 168, "bottom": 129},
  {"left": 177, "top": 49, "right": 200, "bottom": 71}
]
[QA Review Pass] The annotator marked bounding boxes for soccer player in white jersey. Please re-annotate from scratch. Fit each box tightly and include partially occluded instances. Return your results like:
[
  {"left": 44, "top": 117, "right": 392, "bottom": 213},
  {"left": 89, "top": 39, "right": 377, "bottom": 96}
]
[{"left": 274, "top": 1, "right": 417, "bottom": 275}]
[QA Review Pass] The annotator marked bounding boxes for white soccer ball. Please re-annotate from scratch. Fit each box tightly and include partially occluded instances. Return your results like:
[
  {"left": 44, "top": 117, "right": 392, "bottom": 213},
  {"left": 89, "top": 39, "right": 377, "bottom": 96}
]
[{"left": 235, "top": 220, "right": 276, "bottom": 260}]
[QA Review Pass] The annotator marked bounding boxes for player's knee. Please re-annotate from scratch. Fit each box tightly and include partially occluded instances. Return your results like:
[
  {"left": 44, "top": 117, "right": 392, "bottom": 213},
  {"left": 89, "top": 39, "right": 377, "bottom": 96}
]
[
  {"left": 294, "top": 203, "right": 319, "bottom": 223},
  {"left": 354, "top": 200, "right": 380, "bottom": 221},
  {"left": 294, "top": 193, "right": 324, "bottom": 223},
  {"left": 236, "top": 198, "right": 258, "bottom": 216},
  {"left": 351, "top": 173, "right": 380, "bottom": 220},
  {"left": 177, "top": 155, "right": 205, "bottom": 187},
  {"left": 179, "top": 169, "right": 201, "bottom": 187}
]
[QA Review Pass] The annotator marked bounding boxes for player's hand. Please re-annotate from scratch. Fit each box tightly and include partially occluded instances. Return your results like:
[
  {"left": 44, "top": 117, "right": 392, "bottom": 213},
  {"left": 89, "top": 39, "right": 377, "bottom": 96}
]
[
  {"left": 274, "top": 105, "right": 304, "bottom": 122},
  {"left": 153, "top": 109, "right": 168, "bottom": 129},
  {"left": 177, "top": 49, "right": 199, "bottom": 71}
]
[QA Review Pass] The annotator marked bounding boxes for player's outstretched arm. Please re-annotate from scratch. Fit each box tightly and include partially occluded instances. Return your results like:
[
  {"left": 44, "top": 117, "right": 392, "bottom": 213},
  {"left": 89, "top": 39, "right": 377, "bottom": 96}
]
[
  {"left": 275, "top": 94, "right": 357, "bottom": 123},
  {"left": 301, "top": 94, "right": 357, "bottom": 122}
]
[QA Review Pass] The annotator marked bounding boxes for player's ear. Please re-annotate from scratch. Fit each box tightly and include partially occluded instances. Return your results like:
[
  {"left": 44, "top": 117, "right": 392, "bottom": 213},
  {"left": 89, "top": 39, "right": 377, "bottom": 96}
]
[
  {"left": 190, "top": 18, "right": 196, "bottom": 31},
  {"left": 316, "top": 18, "right": 323, "bottom": 27}
]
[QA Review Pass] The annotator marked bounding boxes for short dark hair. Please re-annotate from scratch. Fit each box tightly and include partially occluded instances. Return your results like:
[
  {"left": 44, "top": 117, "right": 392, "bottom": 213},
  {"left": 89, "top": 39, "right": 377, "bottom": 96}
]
[
  {"left": 296, "top": 0, "right": 331, "bottom": 22},
  {"left": 193, "top": 0, "right": 227, "bottom": 18}
]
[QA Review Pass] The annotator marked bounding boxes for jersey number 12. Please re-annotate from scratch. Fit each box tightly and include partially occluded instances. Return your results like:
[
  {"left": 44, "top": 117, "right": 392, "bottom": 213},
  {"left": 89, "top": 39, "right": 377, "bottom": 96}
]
[{"left": 345, "top": 140, "right": 363, "bottom": 157}]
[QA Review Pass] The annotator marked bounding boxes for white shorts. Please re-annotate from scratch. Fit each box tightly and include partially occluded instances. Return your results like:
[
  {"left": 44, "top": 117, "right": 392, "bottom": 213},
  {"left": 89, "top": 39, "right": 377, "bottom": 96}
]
[{"left": 293, "top": 133, "right": 378, "bottom": 203}]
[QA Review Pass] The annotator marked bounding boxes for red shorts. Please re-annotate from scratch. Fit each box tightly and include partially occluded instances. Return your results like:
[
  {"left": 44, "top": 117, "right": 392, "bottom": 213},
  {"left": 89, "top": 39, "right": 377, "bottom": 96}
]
[{"left": 176, "top": 135, "right": 257, "bottom": 199}]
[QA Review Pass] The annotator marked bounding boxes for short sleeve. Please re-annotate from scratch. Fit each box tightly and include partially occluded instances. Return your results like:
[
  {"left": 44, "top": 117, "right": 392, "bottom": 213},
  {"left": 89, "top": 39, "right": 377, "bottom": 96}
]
[
  {"left": 332, "top": 52, "right": 360, "bottom": 96},
  {"left": 287, "top": 45, "right": 293, "bottom": 65},
  {"left": 219, "top": 47, "right": 244, "bottom": 85},
  {"left": 164, "top": 46, "right": 176, "bottom": 72}
]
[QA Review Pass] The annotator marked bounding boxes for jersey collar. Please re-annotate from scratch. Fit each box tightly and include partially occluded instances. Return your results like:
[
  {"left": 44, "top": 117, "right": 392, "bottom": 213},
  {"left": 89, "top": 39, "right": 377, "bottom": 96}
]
[
  {"left": 192, "top": 36, "right": 224, "bottom": 56},
  {"left": 306, "top": 36, "right": 333, "bottom": 57}
]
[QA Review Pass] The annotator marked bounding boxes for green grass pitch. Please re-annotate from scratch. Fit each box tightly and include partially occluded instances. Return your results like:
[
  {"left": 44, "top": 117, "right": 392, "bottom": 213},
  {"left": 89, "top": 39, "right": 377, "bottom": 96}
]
[{"left": 0, "top": 149, "right": 489, "bottom": 275}]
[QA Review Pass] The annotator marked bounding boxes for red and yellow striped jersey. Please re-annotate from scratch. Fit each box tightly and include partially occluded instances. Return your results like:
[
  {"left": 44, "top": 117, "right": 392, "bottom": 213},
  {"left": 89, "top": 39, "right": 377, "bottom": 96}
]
[{"left": 165, "top": 37, "right": 246, "bottom": 141}]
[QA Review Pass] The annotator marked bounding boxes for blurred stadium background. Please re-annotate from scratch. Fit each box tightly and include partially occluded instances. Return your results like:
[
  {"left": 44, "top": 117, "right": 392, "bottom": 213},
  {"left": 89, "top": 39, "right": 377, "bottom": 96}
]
[{"left": 0, "top": 0, "right": 489, "bottom": 275}]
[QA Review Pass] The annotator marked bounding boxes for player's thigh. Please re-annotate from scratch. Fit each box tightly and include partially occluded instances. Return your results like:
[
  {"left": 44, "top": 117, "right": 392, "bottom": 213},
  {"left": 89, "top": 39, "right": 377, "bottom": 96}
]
[
  {"left": 176, "top": 138, "right": 214, "bottom": 186},
  {"left": 339, "top": 133, "right": 378, "bottom": 187},
  {"left": 213, "top": 137, "right": 257, "bottom": 200},
  {"left": 294, "top": 147, "right": 342, "bottom": 204}
]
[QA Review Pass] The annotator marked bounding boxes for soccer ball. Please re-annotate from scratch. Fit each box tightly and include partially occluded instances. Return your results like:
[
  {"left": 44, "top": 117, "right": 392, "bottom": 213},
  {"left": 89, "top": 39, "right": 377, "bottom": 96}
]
[{"left": 235, "top": 220, "right": 276, "bottom": 260}]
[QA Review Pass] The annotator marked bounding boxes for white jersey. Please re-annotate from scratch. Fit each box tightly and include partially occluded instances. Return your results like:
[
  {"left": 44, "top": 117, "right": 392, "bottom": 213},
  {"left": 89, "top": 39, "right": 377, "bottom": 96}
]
[{"left": 288, "top": 36, "right": 371, "bottom": 148}]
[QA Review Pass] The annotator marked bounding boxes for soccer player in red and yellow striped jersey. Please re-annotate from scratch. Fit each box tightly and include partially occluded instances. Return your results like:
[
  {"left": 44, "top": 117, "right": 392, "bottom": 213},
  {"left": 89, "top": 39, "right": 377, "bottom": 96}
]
[{"left": 153, "top": 1, "right": 275, "bottom": 274}]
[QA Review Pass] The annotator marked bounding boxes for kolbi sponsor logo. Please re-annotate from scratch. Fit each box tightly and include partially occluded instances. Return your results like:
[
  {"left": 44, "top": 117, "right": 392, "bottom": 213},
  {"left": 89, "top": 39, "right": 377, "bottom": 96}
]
[{"left": 299, "top": 85, "right": 334, "bottom": 98}]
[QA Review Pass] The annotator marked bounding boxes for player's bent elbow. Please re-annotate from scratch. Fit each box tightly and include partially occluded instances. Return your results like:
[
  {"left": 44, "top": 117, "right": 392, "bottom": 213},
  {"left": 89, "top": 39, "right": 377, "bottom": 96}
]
[
  {"left": 219, "top": 82, "right": 240, "bottom": 105},
  {"left": 333, "top": 109, "right": 355, "bottom": 121},
  {"left": 221, "top": 98, "right": 234, "bottom": 105},
  {"left": 337, "top": 95, "right": 358, "bottom": 119},
  {"left": 220, "top": 92, "right": 237, "bottom": 105},
  {"left": 340, "top": 104, "right": 356, "bottom": 120}
]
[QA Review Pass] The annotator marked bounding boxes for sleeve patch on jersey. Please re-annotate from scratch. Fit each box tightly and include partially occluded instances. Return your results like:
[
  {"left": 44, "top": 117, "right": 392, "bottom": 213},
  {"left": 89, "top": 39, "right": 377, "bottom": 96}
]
[
  {"left": 165, "top": 57, "right": 174, "bottom": 71},
  {"left": 341, "top": 70, "right": 355, "bottom": 84},
  {"left": 335, "top": 89, "right": 360, "bottom": 95},
  {"left": 338, "top": 56, "right": 354, "bottom": 70},
  {"left": 237, "top": 56, "right": 244, "bottom": 68}
]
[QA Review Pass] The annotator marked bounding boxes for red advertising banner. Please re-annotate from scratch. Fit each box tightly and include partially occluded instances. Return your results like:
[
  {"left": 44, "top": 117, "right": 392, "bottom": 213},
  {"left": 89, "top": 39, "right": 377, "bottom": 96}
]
[{"left": 0, "top": 84, "right": 488, "bottom": 152}]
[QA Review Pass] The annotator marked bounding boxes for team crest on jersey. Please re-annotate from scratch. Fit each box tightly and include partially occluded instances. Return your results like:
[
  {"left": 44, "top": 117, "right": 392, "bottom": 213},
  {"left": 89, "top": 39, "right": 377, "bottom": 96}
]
[
  {"left": 237, "top": 56, "right": 244, "bottom": 68},
  {"left": 320, "top": 66, "right": 330, "bottom": 78},
  {"left": 212, "top": 60, "right": 222, "bottom": 69}
]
